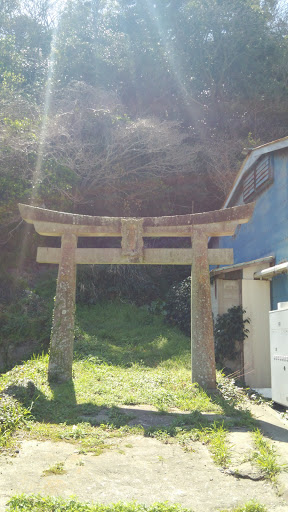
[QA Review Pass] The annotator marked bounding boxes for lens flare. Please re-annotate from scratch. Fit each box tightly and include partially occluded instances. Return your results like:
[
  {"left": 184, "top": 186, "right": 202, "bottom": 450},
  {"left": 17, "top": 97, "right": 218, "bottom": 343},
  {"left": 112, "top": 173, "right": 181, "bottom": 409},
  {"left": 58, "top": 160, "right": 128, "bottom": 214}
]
[
  {"left": 141, "top": 1, "right": 204, "bottom": 131},
  {"left": 18, "top": 5, "right": 64, "bottom": 271}
]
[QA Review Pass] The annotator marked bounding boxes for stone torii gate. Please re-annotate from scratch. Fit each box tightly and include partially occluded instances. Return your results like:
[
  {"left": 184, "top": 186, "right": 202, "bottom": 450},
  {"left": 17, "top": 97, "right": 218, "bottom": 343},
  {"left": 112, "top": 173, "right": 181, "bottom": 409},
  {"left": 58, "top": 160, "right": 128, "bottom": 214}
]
[{"left": 19, "top": 202, "right": 254, "bottom": 389}]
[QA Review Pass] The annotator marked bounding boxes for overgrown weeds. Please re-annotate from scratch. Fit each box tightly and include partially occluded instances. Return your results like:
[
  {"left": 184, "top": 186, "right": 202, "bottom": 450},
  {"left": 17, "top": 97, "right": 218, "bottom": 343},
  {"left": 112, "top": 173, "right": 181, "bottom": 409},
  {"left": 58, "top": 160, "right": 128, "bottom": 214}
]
[
  {"left": 219, "top": 500, "right": 267, "bottom": 512},
  {"left": 217, "top": 372, "right": 248, "bottom": 409},
  {"left": 6, "top": 495, "right": 268, "bottom": 512},
  {"left": 6, "top": 496, "right": 194, "bottom": 512},
  {"left": 0, "top": 393, "right": 30, "bottom": 448},
  {"left": 42, "top": 461, "right": 66, "bottom": 476},
  {"left": 145, "top": 417, "right": 231, "bottom": 467},
  {"left": 251, "top": 429, "right": 287, "bottom": 481},
  {"left": 215, "top": 372, "right": 256, "bottom": 430},
  {"left": 203, "top": 422, "right": 230, "bottom": 467}
]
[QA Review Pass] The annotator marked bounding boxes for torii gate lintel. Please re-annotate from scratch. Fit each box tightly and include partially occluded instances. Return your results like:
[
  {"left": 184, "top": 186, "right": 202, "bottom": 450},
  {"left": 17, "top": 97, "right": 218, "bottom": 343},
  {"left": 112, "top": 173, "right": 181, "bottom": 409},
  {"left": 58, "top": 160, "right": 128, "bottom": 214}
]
[{"left": 19, "top": 203, "right": 255, "bottom": 389}]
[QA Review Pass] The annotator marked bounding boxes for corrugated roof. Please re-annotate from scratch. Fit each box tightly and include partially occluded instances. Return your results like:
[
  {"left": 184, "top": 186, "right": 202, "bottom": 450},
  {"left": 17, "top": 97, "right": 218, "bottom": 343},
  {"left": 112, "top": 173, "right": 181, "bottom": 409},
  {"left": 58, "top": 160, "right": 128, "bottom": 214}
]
[{"left": 223, "top": 136, "right": 288, "bottom": 208}]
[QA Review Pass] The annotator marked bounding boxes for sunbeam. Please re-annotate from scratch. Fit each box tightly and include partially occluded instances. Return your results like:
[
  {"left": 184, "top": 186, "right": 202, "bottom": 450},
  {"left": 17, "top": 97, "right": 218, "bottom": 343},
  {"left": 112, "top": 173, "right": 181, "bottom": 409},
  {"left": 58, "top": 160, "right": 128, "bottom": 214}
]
[
  {"left": 17, "top": 4, "right": 64, "bottom": 272},
  {"left": 142, "top": 0, "right": 205, "bottom": 134},
  {"left": 31, "top": 7, "right": 63, "bottom": 204}
]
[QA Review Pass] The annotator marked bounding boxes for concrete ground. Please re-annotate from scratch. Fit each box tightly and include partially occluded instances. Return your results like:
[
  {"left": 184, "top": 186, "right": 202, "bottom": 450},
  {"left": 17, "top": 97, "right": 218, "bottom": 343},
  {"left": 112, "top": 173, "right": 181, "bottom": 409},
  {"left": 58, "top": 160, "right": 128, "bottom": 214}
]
[{"left": 0, "top": 402, "right": 288, "bottom": 512}]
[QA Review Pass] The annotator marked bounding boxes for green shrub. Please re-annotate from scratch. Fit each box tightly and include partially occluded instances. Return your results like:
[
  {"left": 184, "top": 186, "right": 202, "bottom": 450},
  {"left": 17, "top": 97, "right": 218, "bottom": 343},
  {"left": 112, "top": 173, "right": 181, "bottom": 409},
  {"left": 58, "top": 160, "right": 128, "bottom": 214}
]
[
  {"left": 165, "top": 277, "right": 191, "bottom": 335},
  {"left": 214, "top": 306, "right": 250, "bottom": 363},
  {"left": 0, "top": 393, "right": 30, "bottom": 447},
  {"left": 0, "top": 289, "right": 52, "bottom": 347},
  {"left": 0, "top": 271, "right": 55, "bottom": 360},
  {"left": 0, "top": 273, "right": 27, "bottom": 304},
  {"left": 164, "top": 283, "right": 250, "bottom": 366}
]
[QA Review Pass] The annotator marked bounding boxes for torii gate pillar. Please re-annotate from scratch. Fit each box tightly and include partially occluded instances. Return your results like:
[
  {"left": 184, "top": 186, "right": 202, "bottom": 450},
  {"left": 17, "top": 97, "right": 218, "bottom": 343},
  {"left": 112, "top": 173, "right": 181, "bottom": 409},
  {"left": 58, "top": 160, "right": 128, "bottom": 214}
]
[
  {"left": 191, "top": 228, "right": 215, "bottom": 389},
  {"left": 49, "top": 232, "right": 77, "bottom": 382},
  {"left": 19, "top": 203, "right": 255, "bottom": 389}
]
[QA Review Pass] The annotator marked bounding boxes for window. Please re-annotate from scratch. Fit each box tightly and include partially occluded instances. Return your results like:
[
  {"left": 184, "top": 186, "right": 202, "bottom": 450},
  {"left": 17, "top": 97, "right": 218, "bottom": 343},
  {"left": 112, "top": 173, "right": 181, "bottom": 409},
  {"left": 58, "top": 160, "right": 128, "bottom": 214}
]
[{"left": 243, "top": 154, "right": 273, "bottom": 202}]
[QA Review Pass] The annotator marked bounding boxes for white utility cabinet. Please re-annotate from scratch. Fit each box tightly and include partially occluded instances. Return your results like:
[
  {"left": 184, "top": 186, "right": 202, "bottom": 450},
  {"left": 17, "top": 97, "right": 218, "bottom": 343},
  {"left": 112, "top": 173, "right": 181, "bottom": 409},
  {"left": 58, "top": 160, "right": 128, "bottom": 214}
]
[{"left": 269, "top": 302, "right": 288, "bottom": 407}]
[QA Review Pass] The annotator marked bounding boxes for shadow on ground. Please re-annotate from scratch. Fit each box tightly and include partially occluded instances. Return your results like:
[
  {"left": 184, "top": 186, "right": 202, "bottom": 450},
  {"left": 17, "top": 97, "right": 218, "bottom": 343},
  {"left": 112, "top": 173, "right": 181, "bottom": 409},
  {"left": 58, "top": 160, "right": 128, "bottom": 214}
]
[{"left": 5, "top": 379, "right": 287, "bottom": 444}]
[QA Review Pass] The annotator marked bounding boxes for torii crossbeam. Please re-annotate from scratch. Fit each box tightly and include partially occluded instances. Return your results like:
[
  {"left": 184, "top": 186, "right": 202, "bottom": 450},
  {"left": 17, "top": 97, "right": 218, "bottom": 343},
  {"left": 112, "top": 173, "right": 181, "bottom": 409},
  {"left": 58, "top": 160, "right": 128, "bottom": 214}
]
[{"left": 19, "top": 202, "right": 255, "bottom": 389}]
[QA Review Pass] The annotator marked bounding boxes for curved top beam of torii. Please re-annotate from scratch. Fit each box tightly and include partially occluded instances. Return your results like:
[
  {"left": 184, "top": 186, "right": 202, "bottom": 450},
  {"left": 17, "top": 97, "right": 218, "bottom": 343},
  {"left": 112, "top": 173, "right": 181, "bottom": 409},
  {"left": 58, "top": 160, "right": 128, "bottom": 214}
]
[{"left": 19, "top": 202, "right": 255, "bottom": 237}]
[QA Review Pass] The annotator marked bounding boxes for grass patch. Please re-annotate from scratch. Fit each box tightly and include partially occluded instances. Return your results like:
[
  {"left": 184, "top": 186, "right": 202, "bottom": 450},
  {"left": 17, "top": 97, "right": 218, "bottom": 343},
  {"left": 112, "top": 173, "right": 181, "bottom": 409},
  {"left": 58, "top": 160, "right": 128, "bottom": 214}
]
[
  {"left": 0, "top": 354, "right": 218, "bottom": 425},
  {"left": 6, "top": 496, "right": 269, "bottom": 512},
  {"left": 42, "top": 461, "right": 66, "bottom": 476},
  {"left": 0, "top": 393, "right": 30, "bottom": 449},
  {"left": 251, "top": 429, "right": 287, "bottom": 481},
  {"left": 219, "top": 500, "right": 267, "bottom": 512},
  {"left": 6, "top": 496, "right": 194, "bottom": 512},
  {"left": 74, "top": 302, "right": 192, "bottom": 368},
  {"left": 29, "top": 421, "right": 144, "bottom": 456},
  {"left": 203, "top": 422, "right": 230, "bottom": 467},
  {"left": 0, "top": 301, "right": 255, "bottom": 455},
  {"left": 0, "top": 303, "right": 220, "bottom": 423},
  {"left": 145, "top": 416, "right": 231, "bottom": 467}
]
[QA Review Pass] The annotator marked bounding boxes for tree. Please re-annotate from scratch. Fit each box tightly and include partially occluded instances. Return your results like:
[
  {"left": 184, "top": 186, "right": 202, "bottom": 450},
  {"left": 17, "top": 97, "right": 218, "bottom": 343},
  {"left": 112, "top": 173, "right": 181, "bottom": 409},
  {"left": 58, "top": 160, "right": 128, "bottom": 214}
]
[
  {"left": 1, "top": 0, "right": 288, "bottom": 229},
  {"left": 0, "top": 0, "right": 52, "bottom": 94},
  {"left": 36, "top": 82, "right": 207, "bottom": 216}
]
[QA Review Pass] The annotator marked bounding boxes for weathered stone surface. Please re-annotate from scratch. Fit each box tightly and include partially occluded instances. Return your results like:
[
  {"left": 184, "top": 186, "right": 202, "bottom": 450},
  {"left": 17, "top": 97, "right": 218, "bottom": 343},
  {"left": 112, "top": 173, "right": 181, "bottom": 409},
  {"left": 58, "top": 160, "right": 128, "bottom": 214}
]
[
  {"left": 32, "top": 220, "right": 246, "bottom": 237},
  {"left": 225, "top": 464, "right": 264, "bottom": 481},
  {"left": 191, "top": 228, "right": 216, "bottom": 390},
  {"left": 19, "top": 203, "right": 255, "bottom": 237},
  {"left": 121, "top": 218, "right": 144, "bottom": 263},
  {"left": 19, "top": 202, "right": 255, "bottom": 387},
  {"left": 36, "top": 247, "right": 234, "bottom": 266},
  {"left": 19, "top": 202, "right": 255, "bottom": 228},
  {"left": 48, "top": 232, "right": 77, "bottom": 383}
]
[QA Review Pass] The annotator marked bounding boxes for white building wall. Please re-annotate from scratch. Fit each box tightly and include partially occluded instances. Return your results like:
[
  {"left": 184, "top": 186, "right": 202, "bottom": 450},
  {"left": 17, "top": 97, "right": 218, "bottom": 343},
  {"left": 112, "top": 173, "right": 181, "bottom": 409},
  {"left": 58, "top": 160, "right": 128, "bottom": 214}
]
[{"left": 242, "top": 280, "right": 271, "bottom": 388}]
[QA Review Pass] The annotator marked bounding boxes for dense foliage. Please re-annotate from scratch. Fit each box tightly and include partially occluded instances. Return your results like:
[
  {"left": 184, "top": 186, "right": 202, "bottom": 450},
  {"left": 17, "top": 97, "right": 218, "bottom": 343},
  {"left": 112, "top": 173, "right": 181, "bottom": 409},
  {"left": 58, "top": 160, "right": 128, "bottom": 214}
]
[
  {"left": 0, "top": 0, "right": 288, "bottom": 356},
  {"left": 1, "top": 0, "right": 288, "bottom": 231},
  {"left": 165, "top": 276, "right": 191, "bottom": 336},
  {"left": 214, "top": 306, "right": 250, "bottom": 363},
  {"left": 0, "top": 270, "right": 55, "bottom": 368}
]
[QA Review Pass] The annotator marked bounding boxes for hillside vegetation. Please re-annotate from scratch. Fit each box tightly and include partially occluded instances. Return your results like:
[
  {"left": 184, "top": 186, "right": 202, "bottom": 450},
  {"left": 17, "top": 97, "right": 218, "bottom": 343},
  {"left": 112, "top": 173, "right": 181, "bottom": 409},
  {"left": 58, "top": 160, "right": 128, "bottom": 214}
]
[
  {"left": 0, "top": 299, "right": 255, "bottom": 451},
  {"left": 1, "top": 1, "right": 288, "bottom": 228},
  {"left": 1, "top": 1, "right": 288, "bottom": 366},
  {"left": 0, "top": 3, "right": 287, "bottom": 511}
]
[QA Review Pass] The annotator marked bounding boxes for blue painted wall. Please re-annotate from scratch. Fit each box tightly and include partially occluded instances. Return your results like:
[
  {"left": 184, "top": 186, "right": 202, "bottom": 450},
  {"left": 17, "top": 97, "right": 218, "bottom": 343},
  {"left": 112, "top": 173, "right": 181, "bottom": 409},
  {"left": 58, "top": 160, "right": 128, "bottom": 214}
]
[{"left": 212, "top": 148, "right": 288, "bottom": 310}]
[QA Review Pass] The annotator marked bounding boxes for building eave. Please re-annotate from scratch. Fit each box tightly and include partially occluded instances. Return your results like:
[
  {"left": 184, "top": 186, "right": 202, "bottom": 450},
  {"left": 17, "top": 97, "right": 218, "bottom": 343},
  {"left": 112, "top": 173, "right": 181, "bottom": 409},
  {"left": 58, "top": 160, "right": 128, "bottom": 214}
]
[
  {"left": 210, "top": 256, "right": 275, "bottom": 278},
  {"left": 223, "top": 136, "right": 288, "bottom": 209},
  {"left": 254, "top": 261, "right": 288, "bottom": 280}
]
